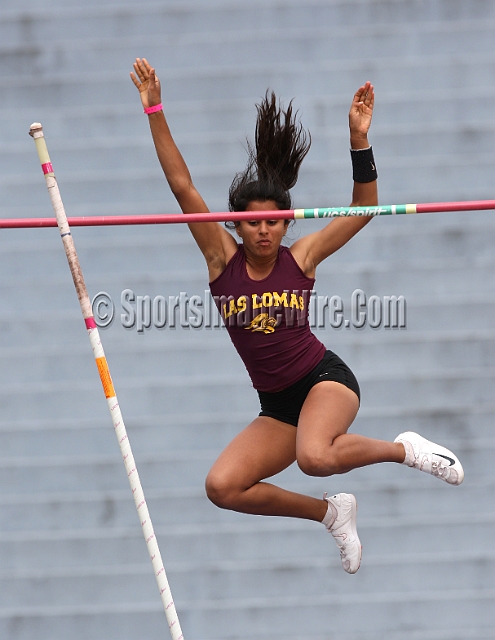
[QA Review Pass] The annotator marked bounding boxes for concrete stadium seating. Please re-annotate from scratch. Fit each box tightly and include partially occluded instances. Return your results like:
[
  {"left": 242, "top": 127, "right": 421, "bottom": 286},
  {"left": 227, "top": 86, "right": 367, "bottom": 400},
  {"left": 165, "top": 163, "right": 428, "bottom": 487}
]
[{"left": 1, "top": 1, "right": 494, "bottom": 638}]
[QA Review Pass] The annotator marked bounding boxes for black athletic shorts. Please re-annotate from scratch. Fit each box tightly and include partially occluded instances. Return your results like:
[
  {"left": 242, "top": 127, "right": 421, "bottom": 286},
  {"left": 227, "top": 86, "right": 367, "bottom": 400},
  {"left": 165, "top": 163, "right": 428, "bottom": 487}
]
[{"left": 257, "top": 350, "right": 360, "bottom": 427}]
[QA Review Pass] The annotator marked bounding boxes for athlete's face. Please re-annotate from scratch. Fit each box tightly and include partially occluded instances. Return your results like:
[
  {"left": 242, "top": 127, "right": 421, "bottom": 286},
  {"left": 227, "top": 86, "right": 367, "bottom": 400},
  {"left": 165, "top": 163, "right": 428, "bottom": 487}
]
[{"left": 236, "top": 200, "right": 289, "bottom": 256}]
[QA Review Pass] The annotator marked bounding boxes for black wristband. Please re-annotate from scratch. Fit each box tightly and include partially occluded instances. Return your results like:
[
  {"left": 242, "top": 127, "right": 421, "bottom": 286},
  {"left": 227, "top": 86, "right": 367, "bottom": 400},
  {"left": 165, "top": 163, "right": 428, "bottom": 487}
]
[{"left": 350, "top": 146, "right": 377, "bottom": 183}]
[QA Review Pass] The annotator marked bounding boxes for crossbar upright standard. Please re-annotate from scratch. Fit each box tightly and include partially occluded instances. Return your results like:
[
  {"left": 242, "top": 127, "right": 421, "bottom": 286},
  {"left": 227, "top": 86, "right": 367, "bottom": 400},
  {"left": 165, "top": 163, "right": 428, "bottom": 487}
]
[{"left": 29, "top": 123, "right": 184, "bottom": 640}]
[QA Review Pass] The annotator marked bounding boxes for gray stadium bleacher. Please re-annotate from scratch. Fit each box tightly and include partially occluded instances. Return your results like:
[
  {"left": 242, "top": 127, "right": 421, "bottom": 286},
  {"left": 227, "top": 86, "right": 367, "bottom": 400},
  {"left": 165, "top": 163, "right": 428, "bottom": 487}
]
[{"left": 1, "top": 0, "right": 495, "bottom": 638}]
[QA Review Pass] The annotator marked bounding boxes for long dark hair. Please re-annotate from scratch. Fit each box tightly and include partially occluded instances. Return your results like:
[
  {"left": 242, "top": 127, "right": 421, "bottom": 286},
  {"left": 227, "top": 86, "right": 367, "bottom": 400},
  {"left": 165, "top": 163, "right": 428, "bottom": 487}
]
[{"left": 228, "top": 91, "right": 311, "bottom": 212}]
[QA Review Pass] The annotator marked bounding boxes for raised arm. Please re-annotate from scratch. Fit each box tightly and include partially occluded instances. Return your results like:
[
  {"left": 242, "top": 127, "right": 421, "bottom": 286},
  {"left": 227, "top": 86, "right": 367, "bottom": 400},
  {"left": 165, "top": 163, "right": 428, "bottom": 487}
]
[
  {"left": 130, "top": 58, "right": 236, "bottom": 280},
  {"left": 291, "top": 82, "right": 377, "bottom": 276}
]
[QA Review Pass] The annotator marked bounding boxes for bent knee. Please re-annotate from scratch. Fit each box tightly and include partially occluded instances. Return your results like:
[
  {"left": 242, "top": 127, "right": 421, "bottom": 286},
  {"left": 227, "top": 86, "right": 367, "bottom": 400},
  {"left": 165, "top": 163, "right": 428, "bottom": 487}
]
[
  {"left": 297, "top": 450, "right": 340, "bottom": 477},
  {"left": 205, "top": 471, "right": 240, "bottom": 510}
]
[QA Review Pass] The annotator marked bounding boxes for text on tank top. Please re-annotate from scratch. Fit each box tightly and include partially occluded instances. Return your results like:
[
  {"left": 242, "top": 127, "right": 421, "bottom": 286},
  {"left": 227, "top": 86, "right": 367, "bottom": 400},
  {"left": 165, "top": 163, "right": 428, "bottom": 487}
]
[{"left": 209, "top": 245, "right": 325, "bottom": 392}]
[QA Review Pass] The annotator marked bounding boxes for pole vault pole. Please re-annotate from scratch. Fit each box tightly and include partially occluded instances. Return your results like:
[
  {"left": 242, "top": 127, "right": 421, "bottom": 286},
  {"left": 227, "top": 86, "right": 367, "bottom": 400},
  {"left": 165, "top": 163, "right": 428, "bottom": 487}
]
[
  {"left": 2, "top": 199, "right": 495, "bottom": 228},
  {"left": 28, "top": 123, "right": 184, "bottom": 640}
]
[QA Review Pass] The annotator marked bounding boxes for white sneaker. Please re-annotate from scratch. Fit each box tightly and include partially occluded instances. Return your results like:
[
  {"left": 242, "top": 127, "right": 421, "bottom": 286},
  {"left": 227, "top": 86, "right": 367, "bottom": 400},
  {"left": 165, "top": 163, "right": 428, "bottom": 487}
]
[
  {"left": 394, "top": 431, "right": 464, "bottom": 485},
  {"left": 324, "top": 492, "right": 361, "bottom": 574}
]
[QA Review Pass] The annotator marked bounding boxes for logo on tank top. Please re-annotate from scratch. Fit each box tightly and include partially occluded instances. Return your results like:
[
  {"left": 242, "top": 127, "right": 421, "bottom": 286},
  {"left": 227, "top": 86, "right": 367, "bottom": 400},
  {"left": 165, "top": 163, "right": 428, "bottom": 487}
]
[
  {"left": 244, "top": 313, "right": 277, "bottom": 333},
  {"left": 216, "top": 290, "right": 310, "bottom": 331}
]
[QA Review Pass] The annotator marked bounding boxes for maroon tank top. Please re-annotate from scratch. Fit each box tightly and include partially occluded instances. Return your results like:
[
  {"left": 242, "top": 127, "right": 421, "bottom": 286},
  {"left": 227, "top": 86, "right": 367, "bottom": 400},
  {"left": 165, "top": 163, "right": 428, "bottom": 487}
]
[{"left": 209, "top": 245, "right": 326, "bottom": 392}]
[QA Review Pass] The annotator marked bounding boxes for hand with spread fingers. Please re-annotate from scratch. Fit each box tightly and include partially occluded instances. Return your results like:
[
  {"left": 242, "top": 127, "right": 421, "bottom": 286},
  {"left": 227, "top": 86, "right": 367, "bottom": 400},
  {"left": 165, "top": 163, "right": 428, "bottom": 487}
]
[
  {"left": 349, "top": 81, "right": 374, "bottom": 146},
  {"left": 130, "top": 57, "right": 162, "bottom": 110}
]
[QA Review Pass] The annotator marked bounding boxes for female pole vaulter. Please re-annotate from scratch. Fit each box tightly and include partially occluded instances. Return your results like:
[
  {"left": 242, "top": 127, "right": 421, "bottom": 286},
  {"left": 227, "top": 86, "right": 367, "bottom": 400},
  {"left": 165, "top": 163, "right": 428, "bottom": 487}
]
[{"left": 131, "top": 58, "right": 463, "bottom": 574}]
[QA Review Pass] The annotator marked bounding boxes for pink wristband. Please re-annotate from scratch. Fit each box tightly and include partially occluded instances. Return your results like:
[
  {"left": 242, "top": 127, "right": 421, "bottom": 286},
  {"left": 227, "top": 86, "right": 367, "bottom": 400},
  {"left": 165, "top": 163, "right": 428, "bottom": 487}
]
[{"left": 144, "top": 103, "right": 163, "bottom": 115}]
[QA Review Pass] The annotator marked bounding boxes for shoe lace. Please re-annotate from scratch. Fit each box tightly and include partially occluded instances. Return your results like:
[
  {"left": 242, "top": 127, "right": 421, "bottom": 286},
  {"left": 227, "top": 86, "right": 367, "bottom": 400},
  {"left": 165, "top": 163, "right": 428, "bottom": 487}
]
[
  {"left": 431, "top": 460, "right": 448, "bottom": 478},
  {"left": 412, "top": 452, "right": 429, "bottom": 472}
]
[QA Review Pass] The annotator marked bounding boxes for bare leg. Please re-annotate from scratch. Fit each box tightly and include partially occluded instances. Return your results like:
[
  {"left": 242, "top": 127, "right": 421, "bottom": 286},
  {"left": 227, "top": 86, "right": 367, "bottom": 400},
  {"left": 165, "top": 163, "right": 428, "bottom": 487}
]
[
  {"left": 205, "top": 381, "right": 406, "bottom": 523},
  {"left": 205, "top": 416, "right": 328, "bottom": 522},
  {"left": 296, "top": 381, "right": 405, "bottom": 476}
]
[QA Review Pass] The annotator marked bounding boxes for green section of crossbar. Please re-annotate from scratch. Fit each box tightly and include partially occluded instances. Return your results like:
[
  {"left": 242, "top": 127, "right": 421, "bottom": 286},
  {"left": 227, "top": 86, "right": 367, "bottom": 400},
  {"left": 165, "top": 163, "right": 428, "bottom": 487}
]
[{"left": 294, "top": 204, "right": 415, "bottom": 218}]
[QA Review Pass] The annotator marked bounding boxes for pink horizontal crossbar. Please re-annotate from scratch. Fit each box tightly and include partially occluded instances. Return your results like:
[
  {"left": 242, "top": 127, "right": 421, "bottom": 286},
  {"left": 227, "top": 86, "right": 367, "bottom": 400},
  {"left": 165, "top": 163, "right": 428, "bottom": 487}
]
[
  {"left": 416, "top": 200, "right": 495, "bottom": 213},
  {"left": 0, "top": 210, "right": 294, "bottom": 228},
  {"left": 1, "top": 200, "right": 495, "bottom": 228}
]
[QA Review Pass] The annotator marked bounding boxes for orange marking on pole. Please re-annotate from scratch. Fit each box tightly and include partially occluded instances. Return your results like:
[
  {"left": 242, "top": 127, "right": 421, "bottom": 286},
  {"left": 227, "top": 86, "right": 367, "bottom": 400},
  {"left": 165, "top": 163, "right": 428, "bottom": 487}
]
[{"left": 95, "top": 357, "right": 116, "bottom": 398}]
